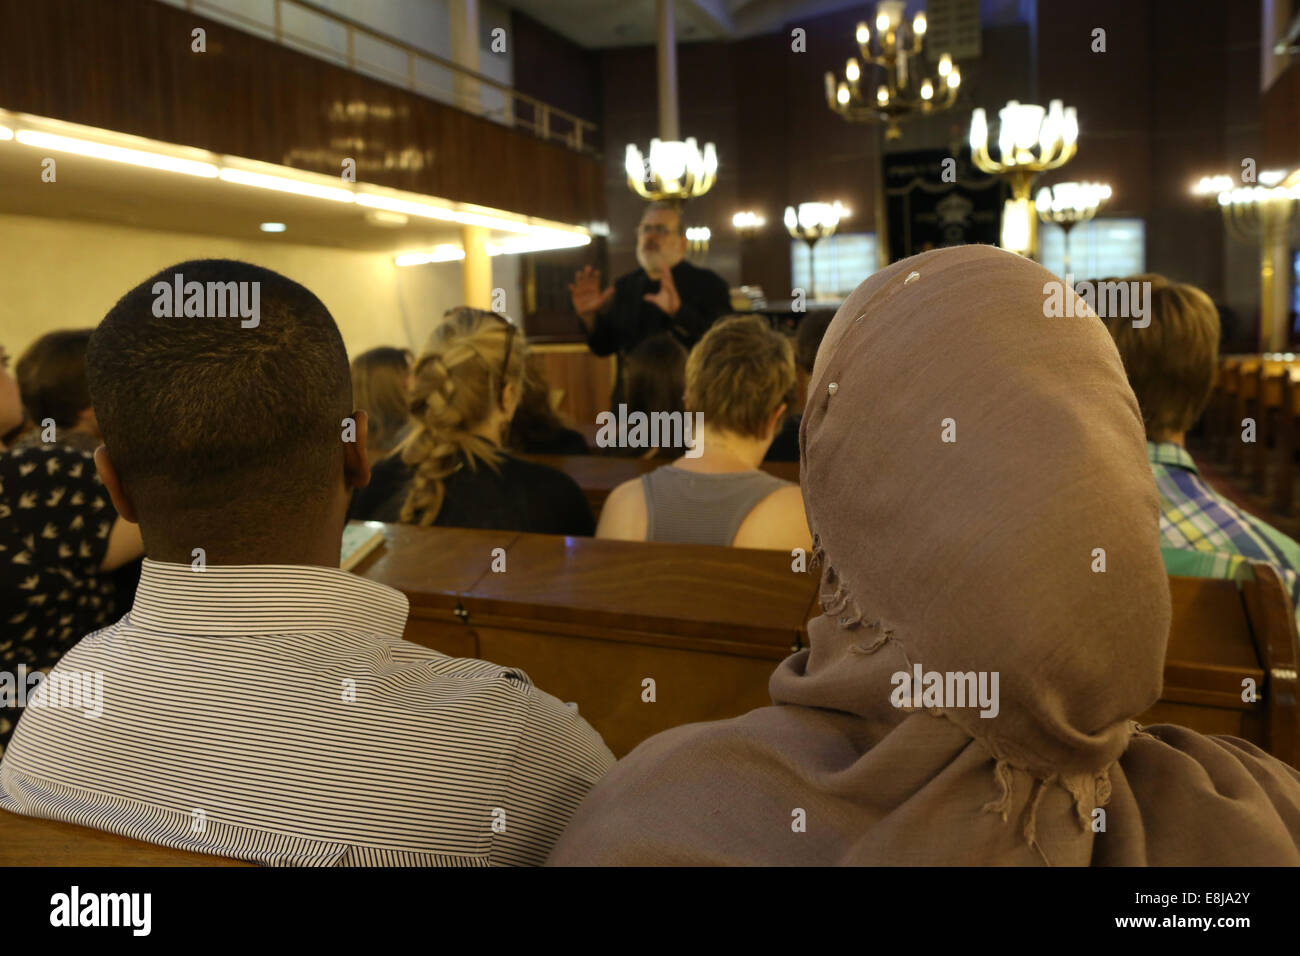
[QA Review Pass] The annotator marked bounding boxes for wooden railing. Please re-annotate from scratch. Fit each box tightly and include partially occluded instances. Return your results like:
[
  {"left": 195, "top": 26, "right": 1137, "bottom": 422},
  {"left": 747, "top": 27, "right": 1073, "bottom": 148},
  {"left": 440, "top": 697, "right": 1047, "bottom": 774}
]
[{"left": 180, "top": 0, "right": 599, "bottom": 155}]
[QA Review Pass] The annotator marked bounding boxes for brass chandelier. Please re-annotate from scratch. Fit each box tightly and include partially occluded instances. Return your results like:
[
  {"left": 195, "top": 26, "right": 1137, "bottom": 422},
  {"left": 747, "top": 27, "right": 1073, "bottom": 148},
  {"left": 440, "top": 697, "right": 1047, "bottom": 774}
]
[{"left": 824, "top": 1, "right": 962, "bottom": 140}]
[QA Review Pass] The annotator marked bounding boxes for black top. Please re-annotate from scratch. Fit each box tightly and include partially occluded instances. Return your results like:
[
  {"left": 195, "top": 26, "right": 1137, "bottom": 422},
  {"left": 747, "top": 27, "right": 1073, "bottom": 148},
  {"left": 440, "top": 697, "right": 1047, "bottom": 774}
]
[
  {"left": 349, "top": 449, "right": 595, "bottom": 537},
  {"left": 585, "top": 259, "right": 732, "bottom": 403},
  {"left": 764, "top": 415, "right": 801, "bottom": 463},
  {"left": 512, "top": 424, "right": 589, "bottom": 456},
  {"left": 1, "top": 445, "right": 120, "bottom": 753}
]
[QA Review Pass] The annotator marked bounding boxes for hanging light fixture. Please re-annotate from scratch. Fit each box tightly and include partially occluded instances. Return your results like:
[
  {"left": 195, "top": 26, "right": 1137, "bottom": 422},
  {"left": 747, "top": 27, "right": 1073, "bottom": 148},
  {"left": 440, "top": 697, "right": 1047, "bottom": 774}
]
[
  {"left": 626, "top": 138, "right": 718, "bottom": 202},
  {"left": 824, "top": 1, "right": 962, "bottom": 141},
  {"left": 1035, "top": 181, "right": 1111, "bottom": 275},
  {"left": 1193, "top": 170, "right": 1300, "bottom": 351},
  {"left": 785, "top": 201, "right": 849, "bottom": 301},
  {"left": 626, "top": 0, "right": 718, "bottom": 203},
  {"left": 969, "top": 99, "right": 1079, "bottom": 258}
]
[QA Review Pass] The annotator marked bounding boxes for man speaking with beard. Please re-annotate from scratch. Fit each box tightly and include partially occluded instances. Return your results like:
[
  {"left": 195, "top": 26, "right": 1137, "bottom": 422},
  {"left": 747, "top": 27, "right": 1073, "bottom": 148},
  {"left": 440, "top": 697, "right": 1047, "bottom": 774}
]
[{"left": 569, "top": 202, "right": 732, "bottom": 404}]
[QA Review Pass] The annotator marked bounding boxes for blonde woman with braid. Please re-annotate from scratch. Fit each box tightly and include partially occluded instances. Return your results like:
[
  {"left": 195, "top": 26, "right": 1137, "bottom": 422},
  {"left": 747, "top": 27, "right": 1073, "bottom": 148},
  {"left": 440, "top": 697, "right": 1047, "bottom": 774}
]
[{"left": 349, "top": 307, "right": 595, "bottom": 536}]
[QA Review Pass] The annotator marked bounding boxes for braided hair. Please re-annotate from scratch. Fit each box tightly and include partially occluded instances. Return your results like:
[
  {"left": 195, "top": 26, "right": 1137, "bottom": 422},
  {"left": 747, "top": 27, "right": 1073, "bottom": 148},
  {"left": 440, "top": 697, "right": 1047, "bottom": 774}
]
[{"left": 398, "top": 307, "right": 524, "bottom": 525}]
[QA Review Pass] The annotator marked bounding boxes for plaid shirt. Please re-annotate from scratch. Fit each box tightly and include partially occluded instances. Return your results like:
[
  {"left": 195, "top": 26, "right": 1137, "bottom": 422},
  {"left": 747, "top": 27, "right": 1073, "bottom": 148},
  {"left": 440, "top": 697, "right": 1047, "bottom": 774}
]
[{"left": 1149, "top": 441, "right": 1300, "bottom": 621}]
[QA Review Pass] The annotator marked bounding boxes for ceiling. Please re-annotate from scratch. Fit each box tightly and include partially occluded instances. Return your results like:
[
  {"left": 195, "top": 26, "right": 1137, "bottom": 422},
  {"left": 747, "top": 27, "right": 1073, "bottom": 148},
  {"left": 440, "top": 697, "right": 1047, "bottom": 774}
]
[{"left": 504, "top": 0, "right": 874, "bottom": 48}]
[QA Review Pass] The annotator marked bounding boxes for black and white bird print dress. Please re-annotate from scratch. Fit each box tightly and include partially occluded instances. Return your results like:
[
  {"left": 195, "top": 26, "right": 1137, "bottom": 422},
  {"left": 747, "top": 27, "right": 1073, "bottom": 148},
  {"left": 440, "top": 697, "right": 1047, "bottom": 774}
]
[{"left": 1, "top": 445, "right": 119, "bottom": 753}]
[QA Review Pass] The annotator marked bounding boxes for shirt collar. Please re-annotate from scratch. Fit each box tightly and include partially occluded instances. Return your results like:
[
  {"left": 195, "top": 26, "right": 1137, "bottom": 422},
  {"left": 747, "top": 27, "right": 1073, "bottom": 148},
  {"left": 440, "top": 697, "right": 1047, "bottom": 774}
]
[
  {"left": 1147, "top": 440, "right": 1198, "bottom": 474},
  {"left": 129, "top": 559, "right": 409, "bottom": 637}
]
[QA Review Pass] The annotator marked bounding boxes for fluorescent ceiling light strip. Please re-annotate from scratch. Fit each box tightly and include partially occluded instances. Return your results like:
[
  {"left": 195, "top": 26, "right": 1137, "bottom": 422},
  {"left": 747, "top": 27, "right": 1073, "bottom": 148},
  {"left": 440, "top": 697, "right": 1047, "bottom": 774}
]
[
  {"left": 487, "top": 233, "right": 592, "bottom": 256},
  {"left": 360, "top": 193, "right": 543, "bottom": 236},
  {"left": 14, "top": 129, "right": 217, "bottom": 177},
  {"left": 358, "top": 193, "right": 460, "bottom": 222},
  {"left": 395, "top": 246, "right": 466, "bottom": 266},
  {"left": 219, "top": 167, "right": 355, "bottom": 202},
  {"left": 454, "top": 210, "right": 534, "bottom": 234}
]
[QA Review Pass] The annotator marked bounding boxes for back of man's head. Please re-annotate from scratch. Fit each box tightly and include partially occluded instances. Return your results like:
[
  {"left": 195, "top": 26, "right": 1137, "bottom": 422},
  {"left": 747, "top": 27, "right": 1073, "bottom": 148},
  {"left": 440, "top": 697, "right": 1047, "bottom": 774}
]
[
  {"left": 1102, "top": 274, "right": 1218, "bottom": 442},
  {"left": 86, "top": 260, "right": 352, "bottom": 548}
]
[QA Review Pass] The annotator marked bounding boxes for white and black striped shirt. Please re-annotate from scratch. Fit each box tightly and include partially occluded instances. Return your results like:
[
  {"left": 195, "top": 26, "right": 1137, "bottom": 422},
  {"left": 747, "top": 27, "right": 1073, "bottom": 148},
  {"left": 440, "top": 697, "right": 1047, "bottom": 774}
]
[{"left": 0, "top": 559, "right": 615, "bottom": 865}]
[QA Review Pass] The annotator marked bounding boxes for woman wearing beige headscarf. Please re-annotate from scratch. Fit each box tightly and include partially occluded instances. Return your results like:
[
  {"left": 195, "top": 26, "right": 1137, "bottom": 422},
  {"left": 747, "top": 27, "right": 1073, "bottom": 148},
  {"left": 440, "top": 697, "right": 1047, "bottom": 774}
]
[{"left": 548, "top": 244, "right": 1300, "bottom": 866}]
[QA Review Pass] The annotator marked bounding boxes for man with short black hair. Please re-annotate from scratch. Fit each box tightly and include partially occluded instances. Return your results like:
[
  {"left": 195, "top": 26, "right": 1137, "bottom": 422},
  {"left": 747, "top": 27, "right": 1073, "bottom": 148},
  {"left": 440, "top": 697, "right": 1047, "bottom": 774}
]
[
  {"left": 570, "top": 202, "right": 731, "bottom": 405},
  {"left": 0, "top": 259, "right": 614, "bottom": 865}
]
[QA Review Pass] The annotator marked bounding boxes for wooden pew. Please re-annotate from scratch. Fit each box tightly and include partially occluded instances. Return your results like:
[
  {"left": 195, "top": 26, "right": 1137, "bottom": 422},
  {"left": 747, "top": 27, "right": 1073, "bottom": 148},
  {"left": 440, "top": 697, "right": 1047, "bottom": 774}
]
[
  {"left": 521, "top": 453, "right": 800, "bottom": 516},
  {"left": 1212, "top": 356, "right": 1244, "bottom": 464},
  {"left": 1230, "top": 357, "right": 1261, "bottom": 475},
  {"left": 8, "top": 535, "right": 1294, "bottom": 865},
  {"left": 354, "top": 523, "right": 818, "bottom": 757},
  {"left": 0, "top": 812, "right": 253, "bottom": 866},
  {"left": 1276, "top": 367, "right": 1300, "bottom": 516},
  {"left": 354, "top": 523, "right": 1300, "bottom": 767},
  {"left": 1138, "top": 565, "right": 1299, "bottom": 766}
]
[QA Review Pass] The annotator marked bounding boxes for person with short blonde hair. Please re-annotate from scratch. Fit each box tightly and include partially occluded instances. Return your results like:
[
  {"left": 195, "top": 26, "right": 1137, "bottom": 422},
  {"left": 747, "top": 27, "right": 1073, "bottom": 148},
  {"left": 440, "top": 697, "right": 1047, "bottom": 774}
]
[
  {"left": 597, "top": 315, "right": 810, "bottom": 551},
  {"left": 1104, "top": 274, "right": 1300, "bottom": 611},
  {"left": 349, "top": 307, "right": 594, "bottom": 536},
  {"left": 1102, "top": 278, "right": 1214, "bottom": 442}
]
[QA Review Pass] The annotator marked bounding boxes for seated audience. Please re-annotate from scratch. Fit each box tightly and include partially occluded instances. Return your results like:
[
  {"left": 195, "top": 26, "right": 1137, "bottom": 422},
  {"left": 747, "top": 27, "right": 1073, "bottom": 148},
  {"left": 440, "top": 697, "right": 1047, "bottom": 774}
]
[
  {"left": 1103, "top": 275, "right": 1300, "bottom": 618},
  {"left": 12, "top": 329, "right": 100, "bottom": 452},
  {"left": 550, "top": 245, "right": 1300, "bottom": 866},
  {"left": 507, "top": 357, "right": 589, "bottom": 455},
  {"left": 606, "top": 332, "right": 687, "bottom": 460},
  {"left": 0, "top": 262, "right": 614, "bottom": 865},
  {"left": 0, "top": 343, "right": 143, "bottom": 756},
  {"left": 766, "top": 310, "right": 834, "bottom": 462},
  {"left": 596, "top": 315, "right": 810, "bottom": 551},
  {"left": 350, "top": 307, "right": 595, "bottom": 536},
  {"left": 350, "top": 346, "right": 414, "bottom": 460}
]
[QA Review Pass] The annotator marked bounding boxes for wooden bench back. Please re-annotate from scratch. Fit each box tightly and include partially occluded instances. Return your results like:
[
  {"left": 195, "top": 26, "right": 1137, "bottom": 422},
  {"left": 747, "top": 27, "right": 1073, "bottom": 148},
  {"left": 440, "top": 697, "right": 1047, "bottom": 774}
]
[
  {"left": 353, "top": 524, "right": 1300, "bottom": 767},
  {"left": 1141, "top": 566, "right": 1299, "bottom": 766},
  {"left": 0, "top": 811, "right": 253, "bottom": 866},
  {"left": 8, "top": 535, "right": 1294, "bottom": 866}
]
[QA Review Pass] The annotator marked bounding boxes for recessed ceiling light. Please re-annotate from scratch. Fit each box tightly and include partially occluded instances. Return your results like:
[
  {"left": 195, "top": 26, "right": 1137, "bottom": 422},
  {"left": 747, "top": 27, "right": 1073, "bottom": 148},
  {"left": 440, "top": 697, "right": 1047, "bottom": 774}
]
[
  {"left": 260, "top": 222, "right": 287, "bottom": 233},
  {"left": 364, "top": 209, "right": 410, "bottom": 228}
]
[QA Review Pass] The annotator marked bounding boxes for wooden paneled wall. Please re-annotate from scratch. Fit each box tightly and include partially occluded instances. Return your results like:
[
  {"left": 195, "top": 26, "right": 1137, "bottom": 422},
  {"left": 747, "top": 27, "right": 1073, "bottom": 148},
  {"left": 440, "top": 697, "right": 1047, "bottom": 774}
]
[{"left": 0, "top": 0, "right": 605, "bottom": 226}]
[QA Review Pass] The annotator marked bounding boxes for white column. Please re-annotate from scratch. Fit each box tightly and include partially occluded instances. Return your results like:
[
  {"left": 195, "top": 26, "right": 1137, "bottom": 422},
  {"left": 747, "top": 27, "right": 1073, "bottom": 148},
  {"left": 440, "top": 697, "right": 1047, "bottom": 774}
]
[
  {"left": 462, "top": 225, "right": 493, "bottom": 310},
  {"left": 449, "top": 0, "right": 481, "bottom": 115}
]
